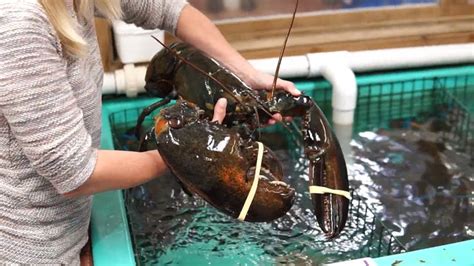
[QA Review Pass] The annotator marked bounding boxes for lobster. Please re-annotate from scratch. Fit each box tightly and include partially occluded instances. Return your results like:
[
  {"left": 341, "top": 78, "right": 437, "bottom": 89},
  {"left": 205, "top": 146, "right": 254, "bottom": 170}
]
[{"left": 135, "top": 0, "right": 350, "bottom": 238}]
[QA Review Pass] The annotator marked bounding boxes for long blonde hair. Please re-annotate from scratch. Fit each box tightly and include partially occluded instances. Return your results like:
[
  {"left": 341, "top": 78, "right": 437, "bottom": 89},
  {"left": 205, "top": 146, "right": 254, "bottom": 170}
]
[{"left": 39, "top": 0, "right": 122, "bottom": 57}]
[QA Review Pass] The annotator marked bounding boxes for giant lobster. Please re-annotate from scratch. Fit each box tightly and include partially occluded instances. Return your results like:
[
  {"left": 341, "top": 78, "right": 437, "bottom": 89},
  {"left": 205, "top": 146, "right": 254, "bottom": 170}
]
[{"left": 135, "top": 0, "right": 350, "bottom": 238}]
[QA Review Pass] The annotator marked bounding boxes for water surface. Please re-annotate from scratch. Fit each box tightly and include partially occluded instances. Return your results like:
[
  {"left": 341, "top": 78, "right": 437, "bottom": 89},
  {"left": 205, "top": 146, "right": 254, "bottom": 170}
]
[{"left": 121, "top": 116, "right": 473, "bottom": 265}]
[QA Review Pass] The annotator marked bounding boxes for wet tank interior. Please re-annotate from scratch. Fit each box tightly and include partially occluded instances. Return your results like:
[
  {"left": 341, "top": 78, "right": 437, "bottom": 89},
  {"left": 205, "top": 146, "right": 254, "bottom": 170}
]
[
  {"left": 92, "top": 65, "right": 473, "bottom": 265},
  {"left": 90, "top": 1, "right": 474, "bottom": 265}
]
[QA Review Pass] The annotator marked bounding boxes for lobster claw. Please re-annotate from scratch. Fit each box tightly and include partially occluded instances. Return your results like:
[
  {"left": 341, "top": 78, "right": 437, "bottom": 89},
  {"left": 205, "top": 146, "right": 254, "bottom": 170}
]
[
  {"left": 154, "top": 100, "right": 296, "bottom": 222},
  {"left": 308, "top": 142, "right": 349, "bottom": 238},
  {"left": 303, "top": 102, "right": 350, "bottom": 238},
  {"left": 266, "top": 92, "right": 350, "bottom": 237}
]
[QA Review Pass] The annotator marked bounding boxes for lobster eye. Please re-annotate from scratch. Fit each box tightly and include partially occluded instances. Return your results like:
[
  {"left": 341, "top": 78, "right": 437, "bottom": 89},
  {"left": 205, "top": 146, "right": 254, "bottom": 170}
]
[{"left": 168, "top": 118, "right": 183, "bottom": 129}]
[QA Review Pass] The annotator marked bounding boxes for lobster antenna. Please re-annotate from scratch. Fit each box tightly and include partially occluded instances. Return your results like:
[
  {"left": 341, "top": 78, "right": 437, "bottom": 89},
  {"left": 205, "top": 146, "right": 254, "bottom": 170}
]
[
  {"left": 270, "top": 0, "right": 299, "bottom": 99},
  {"left": 150, "top": 36, "right": 277, "bottom": 120}
]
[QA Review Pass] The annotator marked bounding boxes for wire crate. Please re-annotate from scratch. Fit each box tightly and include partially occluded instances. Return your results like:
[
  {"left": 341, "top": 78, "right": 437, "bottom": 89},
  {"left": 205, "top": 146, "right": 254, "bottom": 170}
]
[
  {"left": 348, "top": 195, "right": 406, "bottom": 257},
  {"left": 354, "top": 73, "right": 474, "bottom": 163},
  {"left": 434, "top": 77, "right": 474, "bottom": 161}
]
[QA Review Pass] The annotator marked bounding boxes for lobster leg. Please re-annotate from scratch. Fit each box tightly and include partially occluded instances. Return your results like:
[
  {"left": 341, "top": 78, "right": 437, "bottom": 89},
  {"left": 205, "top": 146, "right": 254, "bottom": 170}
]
[
  {"left": 135, "top": 91, "right": 178, "bottom": 140},
  {"left": 137, "top": 128, "right": 156, "bottom": 152}
]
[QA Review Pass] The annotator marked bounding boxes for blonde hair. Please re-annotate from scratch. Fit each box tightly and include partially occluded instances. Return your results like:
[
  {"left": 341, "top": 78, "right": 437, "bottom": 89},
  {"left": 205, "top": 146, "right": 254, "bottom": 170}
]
[{"left": 39, "top": 0, "right": 122, "bottom": 57}]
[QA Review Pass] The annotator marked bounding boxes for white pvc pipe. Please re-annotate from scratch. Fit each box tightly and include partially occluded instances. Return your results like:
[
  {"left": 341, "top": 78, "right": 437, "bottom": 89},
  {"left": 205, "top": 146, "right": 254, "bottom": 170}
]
[
  {"left": 102, "top": 72, "right": 117, "bottom": 95},
  {"left": 348, "top": 43, "right": 474, "bottom": 72},
  {"left": 246, "top": 55, "right": 310, "bottom": 79},
  {"left": 319, "top": 63, "right": 357, "bottom": 125},
  {"left": 319, "top": 63, "right": 357, "bottom": 154},
  {"left": 249, "top": 43, "right": 474, "bottom": 77},
  {"left": 102, "top": 43, "right": 474, "bottom": 125},
  {"left": 102, "top": 64, "right": 147, "bottom": 97},
  {"left": 103, "top": 44, "right": 474, "bottom": 94}
]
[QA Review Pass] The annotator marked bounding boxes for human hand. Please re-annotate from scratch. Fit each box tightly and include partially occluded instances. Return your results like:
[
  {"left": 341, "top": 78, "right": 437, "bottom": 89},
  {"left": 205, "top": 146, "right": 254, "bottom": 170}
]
[
  {"left": 211, "top": 98, "right": 227, "bottom": 124},
  {"left": 245, "top": 71, "right": 301, "bottom": 124},
  {"left": 247, "top": 71, "right": 301, "bottom": 97},
  {"left": 211, "top": 72, "right": 301, "bottom": 126}
]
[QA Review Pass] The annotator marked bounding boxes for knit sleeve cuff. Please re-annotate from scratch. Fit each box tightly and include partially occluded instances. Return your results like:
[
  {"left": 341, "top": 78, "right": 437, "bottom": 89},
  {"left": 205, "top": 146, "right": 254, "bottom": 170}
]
[
  {"left": 165, "top": 0, "right": 188, "bottom": 35},
  {"left": 121, "top": 0, "right": 188, "bottom": 35}
]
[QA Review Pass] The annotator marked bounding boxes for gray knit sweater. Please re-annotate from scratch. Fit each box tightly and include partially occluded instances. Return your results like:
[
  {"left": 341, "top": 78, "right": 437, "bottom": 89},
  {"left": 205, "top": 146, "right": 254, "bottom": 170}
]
[{"left": 0, "top": 0, "right": 186, "bottom": 264}]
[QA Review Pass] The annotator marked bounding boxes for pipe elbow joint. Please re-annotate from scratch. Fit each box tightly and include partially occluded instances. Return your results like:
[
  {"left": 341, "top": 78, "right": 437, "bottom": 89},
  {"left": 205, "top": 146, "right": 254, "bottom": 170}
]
[{"left": 321, "top": 63, "right": 357, "bottom": 125}]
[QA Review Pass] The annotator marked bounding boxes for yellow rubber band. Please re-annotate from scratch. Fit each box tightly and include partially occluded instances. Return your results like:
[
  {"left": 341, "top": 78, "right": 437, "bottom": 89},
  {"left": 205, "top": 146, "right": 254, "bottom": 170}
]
[
  {"left": 309, "top": 186, "right": 352, "bottom": 200},
  {"left": 238, "top": 141, "right": 264, "bottom": 221}
]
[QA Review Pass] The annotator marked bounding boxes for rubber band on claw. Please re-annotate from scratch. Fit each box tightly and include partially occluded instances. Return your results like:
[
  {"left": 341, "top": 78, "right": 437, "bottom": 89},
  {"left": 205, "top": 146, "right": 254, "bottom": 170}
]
[
  {"left": 309, "top": 186, "right": 352, "bottom": 200},
  {"left": 238, "top": 141, "right": 265, "bottom": 221}
]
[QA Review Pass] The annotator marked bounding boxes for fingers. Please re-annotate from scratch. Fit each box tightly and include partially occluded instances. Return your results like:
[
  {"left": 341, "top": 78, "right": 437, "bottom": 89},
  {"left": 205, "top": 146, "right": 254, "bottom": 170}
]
[
  {"left": 278, "top": 78, "right": 301, "bottom": 96},
  {"left": 211, "top": 98, "right": 287, "bottom": 127},
  {"left": 272, "top": 113, "right": 283, "bottom": 122},
  {"left": 266, "top": 113, "right": 281, "bottom": 125},
  {"left": 269, "top": 113, "right": 293, "bottom": 125},
  {"left": 211, "top": 98, "right": 227, "bottom": 124},
  {"left": 251, "top": 72, "right": 301, "bottom": 96}
]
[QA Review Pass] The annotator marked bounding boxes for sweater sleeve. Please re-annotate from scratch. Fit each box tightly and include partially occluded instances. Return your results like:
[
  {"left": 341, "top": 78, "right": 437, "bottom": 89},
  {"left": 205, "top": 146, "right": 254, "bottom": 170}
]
[
  {"left": 0, "top": 5, "right": 97, "bottom": 194},
  {"left": 119, "top": 0, "right": 188, "bottom": 34}
]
